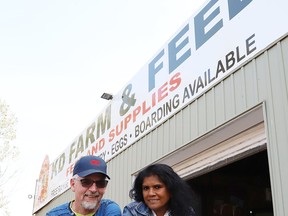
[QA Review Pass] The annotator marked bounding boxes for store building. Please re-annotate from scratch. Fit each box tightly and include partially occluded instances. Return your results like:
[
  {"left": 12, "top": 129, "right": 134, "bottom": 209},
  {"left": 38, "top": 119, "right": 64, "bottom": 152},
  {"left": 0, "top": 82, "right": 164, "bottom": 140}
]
[{"left": 33, "top": 0, "right": 288, "bottom": 215}]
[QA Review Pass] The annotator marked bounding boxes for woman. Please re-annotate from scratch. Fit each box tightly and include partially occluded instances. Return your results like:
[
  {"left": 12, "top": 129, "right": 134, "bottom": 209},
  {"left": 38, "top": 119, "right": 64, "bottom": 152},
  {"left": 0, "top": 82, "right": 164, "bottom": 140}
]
[{"left": 123, "top": 164, "right": 196, "bottom": 216}]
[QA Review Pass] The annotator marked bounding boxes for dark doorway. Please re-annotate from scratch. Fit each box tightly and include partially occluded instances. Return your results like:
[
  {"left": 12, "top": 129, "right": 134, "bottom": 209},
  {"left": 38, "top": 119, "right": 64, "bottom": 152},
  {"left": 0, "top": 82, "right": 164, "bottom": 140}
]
[{"left": 188, "top": 151, "right": 273, "bottom": 216}]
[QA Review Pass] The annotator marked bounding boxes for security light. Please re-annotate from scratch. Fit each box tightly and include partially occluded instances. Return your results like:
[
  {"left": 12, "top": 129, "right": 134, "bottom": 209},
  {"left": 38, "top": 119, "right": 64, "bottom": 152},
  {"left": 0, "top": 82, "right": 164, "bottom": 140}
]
[{"left": 101, "top": 93, "right": 113, "bottom": 100}]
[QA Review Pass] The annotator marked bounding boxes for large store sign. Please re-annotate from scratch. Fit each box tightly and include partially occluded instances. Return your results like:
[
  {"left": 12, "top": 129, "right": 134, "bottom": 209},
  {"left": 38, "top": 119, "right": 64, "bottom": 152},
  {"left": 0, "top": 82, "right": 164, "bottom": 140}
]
[{"left": 33, "top": 0, "right": 287, "bottom": 212}]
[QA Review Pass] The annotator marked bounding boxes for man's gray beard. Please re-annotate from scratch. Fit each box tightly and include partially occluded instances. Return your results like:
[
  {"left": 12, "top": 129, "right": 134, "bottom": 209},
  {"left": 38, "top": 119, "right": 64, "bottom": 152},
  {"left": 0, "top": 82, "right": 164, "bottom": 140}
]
[{"left": 81, "top": 200, "right": 99, "bottom": 210}]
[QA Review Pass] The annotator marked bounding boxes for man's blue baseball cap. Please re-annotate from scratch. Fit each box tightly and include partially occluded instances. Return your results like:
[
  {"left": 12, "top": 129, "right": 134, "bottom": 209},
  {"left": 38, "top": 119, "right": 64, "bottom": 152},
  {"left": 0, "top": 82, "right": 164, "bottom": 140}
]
[{"left": 73, "top": 155, "right": 110, "bottom": 179}]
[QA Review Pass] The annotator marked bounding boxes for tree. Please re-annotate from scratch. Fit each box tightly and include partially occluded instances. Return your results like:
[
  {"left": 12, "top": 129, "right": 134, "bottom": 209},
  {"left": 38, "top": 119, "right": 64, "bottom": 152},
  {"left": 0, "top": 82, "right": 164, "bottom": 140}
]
[{"left": 0, "top": 100, "right": 18, "bottom": 215}]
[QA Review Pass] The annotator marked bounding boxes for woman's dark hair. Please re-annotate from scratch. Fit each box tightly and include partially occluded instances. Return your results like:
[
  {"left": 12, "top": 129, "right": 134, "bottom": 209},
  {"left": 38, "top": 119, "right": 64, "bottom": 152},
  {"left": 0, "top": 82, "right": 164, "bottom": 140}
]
[{"left": 129, "top": 163, "right": 195, "bottom": 216}]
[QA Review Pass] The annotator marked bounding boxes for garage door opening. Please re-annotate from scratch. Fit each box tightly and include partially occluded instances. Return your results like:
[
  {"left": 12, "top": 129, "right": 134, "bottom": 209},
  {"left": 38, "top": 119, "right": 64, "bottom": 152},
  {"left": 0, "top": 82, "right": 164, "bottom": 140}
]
[{"left": 188, "top": 150, "right": 273, "bottom": 216}]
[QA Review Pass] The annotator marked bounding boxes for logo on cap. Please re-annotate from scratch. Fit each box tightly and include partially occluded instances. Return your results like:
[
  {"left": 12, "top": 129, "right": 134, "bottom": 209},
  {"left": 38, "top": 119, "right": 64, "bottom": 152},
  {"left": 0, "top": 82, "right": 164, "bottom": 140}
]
[{"left": 91, "top": 159, "right": 101, "bottom": 165}]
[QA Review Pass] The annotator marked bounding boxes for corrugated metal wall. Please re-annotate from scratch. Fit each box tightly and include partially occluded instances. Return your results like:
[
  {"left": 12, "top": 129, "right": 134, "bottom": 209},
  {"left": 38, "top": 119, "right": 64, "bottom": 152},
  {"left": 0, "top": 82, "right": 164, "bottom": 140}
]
[
  {"left": 35, "top": 35, "right": 288, "bottom": 216},
  {"left": 261, "top": 35, "right": 288, "bottom": 215}
]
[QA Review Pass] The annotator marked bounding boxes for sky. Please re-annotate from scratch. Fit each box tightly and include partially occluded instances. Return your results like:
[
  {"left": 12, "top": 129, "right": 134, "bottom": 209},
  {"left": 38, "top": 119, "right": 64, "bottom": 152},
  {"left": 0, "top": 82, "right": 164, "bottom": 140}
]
[{"left": 0, "top": 0, "right": 206, "bottom": 215}]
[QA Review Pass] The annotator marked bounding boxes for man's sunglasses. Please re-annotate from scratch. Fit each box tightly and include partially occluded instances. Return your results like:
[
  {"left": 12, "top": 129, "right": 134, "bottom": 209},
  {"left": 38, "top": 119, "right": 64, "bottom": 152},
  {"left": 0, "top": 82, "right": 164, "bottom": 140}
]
[{"left": 77, "top": 179, "right": 108, "bottom": 188}]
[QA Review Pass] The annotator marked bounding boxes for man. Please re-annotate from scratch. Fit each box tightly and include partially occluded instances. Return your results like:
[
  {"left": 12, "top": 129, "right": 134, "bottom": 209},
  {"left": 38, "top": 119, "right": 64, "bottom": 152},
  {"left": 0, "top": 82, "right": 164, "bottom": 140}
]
[{"left": 46, "top": 155, "right": 122, "bottom": 215}]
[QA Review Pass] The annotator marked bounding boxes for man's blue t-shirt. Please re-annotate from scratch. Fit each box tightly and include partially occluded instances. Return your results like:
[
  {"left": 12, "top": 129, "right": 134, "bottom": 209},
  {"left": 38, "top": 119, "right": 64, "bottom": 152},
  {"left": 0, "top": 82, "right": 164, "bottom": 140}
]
[{"left": 46, "top": 199, "right": 121, "bottom": 216}]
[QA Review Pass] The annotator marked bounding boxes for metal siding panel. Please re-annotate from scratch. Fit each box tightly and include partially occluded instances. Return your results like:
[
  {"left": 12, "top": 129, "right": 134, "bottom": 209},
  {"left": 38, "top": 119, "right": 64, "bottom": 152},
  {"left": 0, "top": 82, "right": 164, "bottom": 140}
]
[
  {"left": 143, "top": 133, "right": 149, "bottom": 165},
  {"left": 175, "top": 110, "right": 183, "bottom": 148},
  {"left": 168, "top": 115, "right": 177, "bottom": 151},
  {"left": 265, "top": 39, "right": 288, "bottom": 215},
  {"left": 282, "top": 38, "right": 288, "bottom": 91},
  {"left": 156, "top": 124, "right": 165, "bottom": 155},
  {"left": 267, "top": 42, "right": 288, "bottom": 146},
  {"left": 182, "top": 105, "right": 192, "bottom": 144},
  {"left": 147, "top": 133, "right": 154, "bottom": 163},
  {"left": 106, "top": 151, "right": 132, "bottom": 208},
  {"left": 113, "top": 152, "right": 122, "bottom": 202},
  {"left": 255, "top": 53, "right": 269, "bottom": 102},
  {"left": 258, "top": 52, "right": 283, "bottom": 215},
  {"left": 128, "top": 141, "right": 137, "bottom": 172},
  {"left": 163, "top": 120, "right": 170, "bottom": 153},
  {"left": 243, "top": 59, "right": 259, "bottom": 107},
  {"left": 223, "top": 75, "right": 236, "bottom": 119},
  {"left": 189, "top": 100, "right": 199, "bottom": 139},
  {"left": 205, "top": 88, "right": 216, "bottom": 131},
  {"left": 152, "top": 128, "right": 161, "bottom": 157},
  {"left": 136, "top": 138, "right": 144, "bottom": 168},
  {"left": 233, "top": 68, "right": 247, "bottom": 113},
  {"left": 214, "top": 82, "right": 225, "bottom": 125},
  {"left": 151, "top": 128, "right": 159, "bottom": 160},
  {"left": 197, "top": 94, "right": 207, "bottom": 135}
]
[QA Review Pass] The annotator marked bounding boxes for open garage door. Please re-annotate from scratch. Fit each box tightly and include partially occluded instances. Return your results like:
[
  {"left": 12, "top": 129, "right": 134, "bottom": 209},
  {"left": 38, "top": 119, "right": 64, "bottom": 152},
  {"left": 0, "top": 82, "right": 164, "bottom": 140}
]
[{"left": 174, "top": 123, "right": 266, "bottom": 179}]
